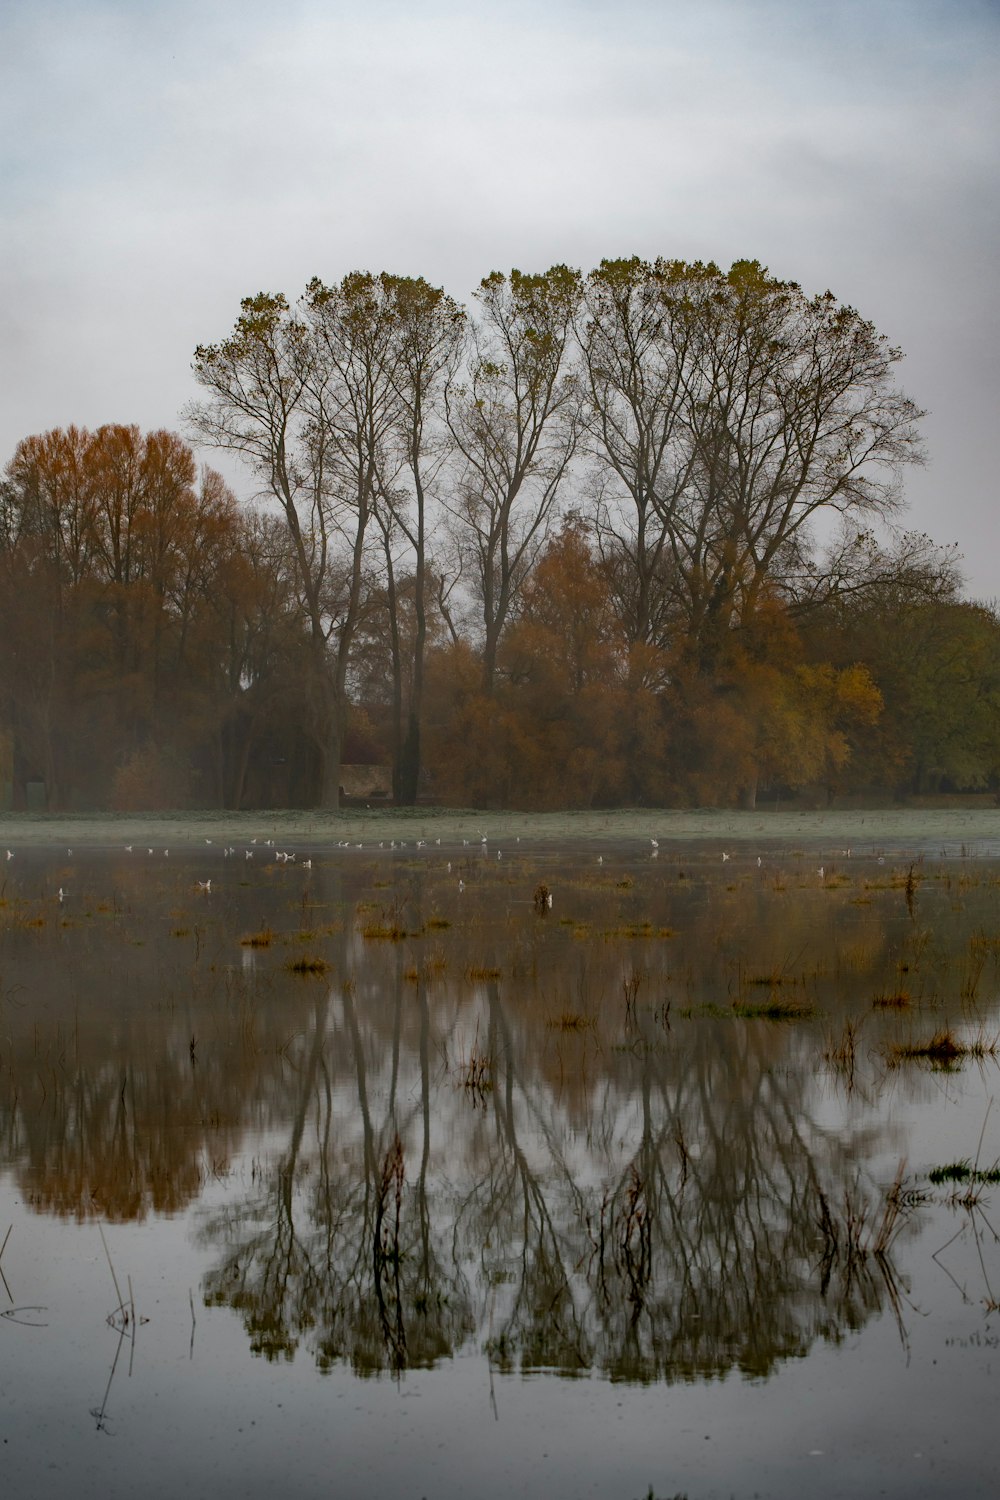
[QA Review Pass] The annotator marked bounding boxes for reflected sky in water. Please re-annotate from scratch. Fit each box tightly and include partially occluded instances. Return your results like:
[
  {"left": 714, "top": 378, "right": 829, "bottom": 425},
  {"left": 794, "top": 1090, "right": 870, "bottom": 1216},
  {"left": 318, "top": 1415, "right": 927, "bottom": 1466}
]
[{"left": 2, "top": 834, "right": 1000, "bottom": 1497}]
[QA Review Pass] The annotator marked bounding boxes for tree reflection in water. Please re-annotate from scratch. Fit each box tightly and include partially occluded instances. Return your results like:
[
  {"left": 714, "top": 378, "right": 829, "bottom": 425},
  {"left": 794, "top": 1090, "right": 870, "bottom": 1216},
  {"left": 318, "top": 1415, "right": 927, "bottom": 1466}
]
[
  {"left": 4, "top": 844, "right": 994, "bottom": 1384},
  {"left": 198, "top": 974, "right": 910, "bottom": 1384}
]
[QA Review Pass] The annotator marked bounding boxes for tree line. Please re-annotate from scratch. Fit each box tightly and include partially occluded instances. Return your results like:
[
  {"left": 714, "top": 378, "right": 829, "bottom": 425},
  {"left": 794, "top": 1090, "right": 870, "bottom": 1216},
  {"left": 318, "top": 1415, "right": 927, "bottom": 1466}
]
[{"left": 2, "top": 257, "right": 998, "bottom": 810}]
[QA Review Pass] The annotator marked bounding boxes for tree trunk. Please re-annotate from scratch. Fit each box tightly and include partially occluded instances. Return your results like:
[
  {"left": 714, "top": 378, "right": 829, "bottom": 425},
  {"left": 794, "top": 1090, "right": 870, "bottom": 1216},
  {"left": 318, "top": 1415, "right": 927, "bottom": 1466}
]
[
  {"left": 399, "top": 713, "right": 421, "bottom": 805},
  {"left": 319, "top": 733, "right": 342, "bottom": 810}
]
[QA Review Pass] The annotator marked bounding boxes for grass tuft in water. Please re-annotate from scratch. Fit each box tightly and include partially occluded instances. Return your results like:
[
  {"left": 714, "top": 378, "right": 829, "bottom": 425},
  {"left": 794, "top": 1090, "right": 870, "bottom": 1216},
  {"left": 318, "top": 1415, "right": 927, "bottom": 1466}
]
[
  {"left": 546, "top": 1011, "right": 595, "bottom": 1031},
  {"left": 928, "top": 1159, "right": 1000, "bottom": 1185},
  {"left": 732, "top": 996, "right": 814, "bottom": 1020},
  {"left": 286, "top": 955, "right": 331, "bottom": 976},
  {"left": 872, "top": 989, "right": 911, "bottom": 1008},
  {"left": 240, "top": 927, "right": 274, "bottom": 948},
  {"left": 888, "top": 1028, "right": 999, "bottom": 1067}
]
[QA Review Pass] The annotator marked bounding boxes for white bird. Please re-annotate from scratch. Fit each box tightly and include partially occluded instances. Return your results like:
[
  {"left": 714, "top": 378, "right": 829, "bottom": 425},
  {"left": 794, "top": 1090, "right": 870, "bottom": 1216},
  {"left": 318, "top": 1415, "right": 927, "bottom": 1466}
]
[
  {"left": 497, "top": 849, "right": 502, "bottom": 860},
  {"left": 597, "top": 855, "right": 603, "bottom": 865},
  {"left": 197, "top": 879, "right": 212, "bottom": 893},
  {"left": 650, "top": 837, "right": 659, "bottom": 849},
  {"left": 722, "top": 852, "right": 730, "bottom": 862},
  {"left": 5, "top": 849, "right": 12, "bottom": 860},
  {"left": 245, "top": 850, "right": 253, "bottom": 860},
  {"left": 58, "top": 887, "right": 65, "bottom": 902},
  {"left": 125, "top": 845, "right": 133, "bottom": 853},
  {"left": 458, "top": 879, "right": 465, "bottom": 892},
  {"left": 302, "top": 858, "right": 312, "bottom": 869},
  {"left": 205, "top": 839, "right": 212, "bottom": 845},
  {"left": 818, "top": 866, "right": 825, "bottom": 879},
  {"left": 67, "top": 848, "right": 72, "bottom": 856},
  {"left": 757, "top": 856, "right": 762, "bottom": 868},
  {"left": 546, "top": 891, "right": 553, "bottom": 909}
]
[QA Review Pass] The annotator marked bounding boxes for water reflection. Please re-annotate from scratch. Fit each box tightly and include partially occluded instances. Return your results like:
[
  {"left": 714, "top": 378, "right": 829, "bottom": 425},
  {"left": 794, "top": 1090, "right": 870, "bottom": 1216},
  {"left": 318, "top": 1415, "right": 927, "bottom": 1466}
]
[{"left": 2, "top": 844, "right": 999, "bottom": 1385}]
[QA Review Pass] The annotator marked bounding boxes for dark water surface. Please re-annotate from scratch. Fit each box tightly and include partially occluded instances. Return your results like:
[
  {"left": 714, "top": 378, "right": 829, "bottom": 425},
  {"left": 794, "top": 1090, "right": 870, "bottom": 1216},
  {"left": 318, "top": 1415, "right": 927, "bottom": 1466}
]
[{"left": 2, "top": 829, "right": 1000, "bottom": 1498}]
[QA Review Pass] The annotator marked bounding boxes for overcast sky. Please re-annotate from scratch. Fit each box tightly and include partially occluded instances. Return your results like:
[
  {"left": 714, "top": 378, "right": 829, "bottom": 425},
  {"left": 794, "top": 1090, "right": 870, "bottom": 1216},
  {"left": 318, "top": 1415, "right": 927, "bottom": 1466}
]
[{"left": 2, "top": 0, "right": 997, "bottom": 596}]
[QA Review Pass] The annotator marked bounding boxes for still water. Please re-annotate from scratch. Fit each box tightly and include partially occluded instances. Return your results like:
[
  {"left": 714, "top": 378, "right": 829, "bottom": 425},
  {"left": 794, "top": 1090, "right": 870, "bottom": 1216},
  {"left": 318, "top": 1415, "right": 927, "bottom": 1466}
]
[{"left": 2, "top": 825, "right": 1000, "bottom": 1498}]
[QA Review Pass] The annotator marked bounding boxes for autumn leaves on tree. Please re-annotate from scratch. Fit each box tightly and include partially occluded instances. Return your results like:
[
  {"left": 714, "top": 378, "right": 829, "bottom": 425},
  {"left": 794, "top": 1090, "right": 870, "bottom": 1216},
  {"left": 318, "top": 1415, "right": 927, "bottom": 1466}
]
[{"left": 2, "top": 257, "right": 997, "bottom": 810}]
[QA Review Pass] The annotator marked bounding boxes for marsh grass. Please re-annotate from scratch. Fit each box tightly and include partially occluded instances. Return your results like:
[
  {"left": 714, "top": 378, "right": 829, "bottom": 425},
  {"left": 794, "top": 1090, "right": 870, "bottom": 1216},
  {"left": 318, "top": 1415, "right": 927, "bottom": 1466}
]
[
  {"left": 286, "top": 955, "right": 331, "bottom": 976},
  {"left": 961, "top": 949, "right": 988, "bottom": 1000},
  {"left": 362, "top": 922, "right": 408, "bottom": 941},
  {"left": 825, "top": 1018, "right": 861, "bottom": 1088},
  {"left": 460, "top": 1033, "right": 494, "bottom": 1105},
  {"left": 872, "top": 989, "right": 911, "bottom": 1009},
  {"left": 732, "top": 995, "right": 814, "bottom": 1021},
  {"left": 240, "top": 927, "right": 274, "bottom": 948},
  {"left": 887, "top": 1028, "right": 1000, "bottom": 1068},
  {"left": 601, "top": 923, "right": 674, "bottom": 940},
  {"left": 739, "top": 966, "right": 804, "bottom": 988},
  {"left": 546, "top": 1011, "right": 596, "bottom": 1032},
  {"left": 928, "top": 1159, "right": 1000, "bottom": 1186}
]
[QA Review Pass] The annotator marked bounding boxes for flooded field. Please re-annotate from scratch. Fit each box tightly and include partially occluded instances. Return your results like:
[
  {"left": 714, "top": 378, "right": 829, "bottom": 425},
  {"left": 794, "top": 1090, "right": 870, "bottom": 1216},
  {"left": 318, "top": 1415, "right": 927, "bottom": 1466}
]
[{"left": 2, "top": 814, "right": 1000, "bottom": 1498}]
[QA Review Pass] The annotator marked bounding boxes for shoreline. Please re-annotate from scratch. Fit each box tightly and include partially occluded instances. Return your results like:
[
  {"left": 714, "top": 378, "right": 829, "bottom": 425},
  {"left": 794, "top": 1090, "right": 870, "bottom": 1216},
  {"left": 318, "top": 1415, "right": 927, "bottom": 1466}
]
[{"left": 1, "top": 805, "right": 999, "bottom": 853}]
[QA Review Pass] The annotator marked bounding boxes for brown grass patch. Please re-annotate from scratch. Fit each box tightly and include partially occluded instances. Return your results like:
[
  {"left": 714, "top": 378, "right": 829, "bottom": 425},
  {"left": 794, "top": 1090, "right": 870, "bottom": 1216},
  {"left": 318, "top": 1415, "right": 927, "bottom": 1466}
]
[
  {"left": 887, "top": 1028, "right": 999, "bottom": 1067},
  {"left": 286, "top": 955, "right": 331, "bottom": 976},
  {"left": 546, "top": 1011, "right": 596, "bottom": 1032},
  {"left": 873, "top": 989, "right": 911, "bottom": 1009},
  {"left": 240, "top": 927, "right": 274, "bottom": 948}
]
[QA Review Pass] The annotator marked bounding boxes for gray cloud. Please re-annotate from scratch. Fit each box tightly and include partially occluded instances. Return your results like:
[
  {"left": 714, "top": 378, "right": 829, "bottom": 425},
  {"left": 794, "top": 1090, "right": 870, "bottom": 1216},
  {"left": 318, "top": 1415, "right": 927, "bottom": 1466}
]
[{"left": 2, "top": 0, "right": 997, "bottom": 593}]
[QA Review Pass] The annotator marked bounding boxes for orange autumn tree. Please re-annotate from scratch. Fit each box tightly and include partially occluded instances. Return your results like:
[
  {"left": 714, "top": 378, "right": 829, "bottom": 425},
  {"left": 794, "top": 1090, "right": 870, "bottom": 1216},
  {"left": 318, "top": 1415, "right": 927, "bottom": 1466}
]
[
  {"left": 0, "top": 424, "right": 273, "bottom": 807},
  {"left": 498, "top": 520, "right": 669, "bottom": 806},
  {"left": 666, "top": 591, "right": 883, "bottom": 807}
]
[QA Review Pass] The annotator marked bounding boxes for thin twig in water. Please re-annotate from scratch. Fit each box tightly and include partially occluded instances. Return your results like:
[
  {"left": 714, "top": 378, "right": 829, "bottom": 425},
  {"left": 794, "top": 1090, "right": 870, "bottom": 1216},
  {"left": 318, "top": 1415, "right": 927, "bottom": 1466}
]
[
  {"left": 0, "top": 1224, "right": 12, "bottom": 1304},
  {"left": 98, "top": 1224, "right": 126, "bottom": 1319},
  {"left": 127, "top": 1274, "right": 136, "bottom": 1376},
  {"left": 974, "top": 1098, "right": 994, "bottom": 1176}
]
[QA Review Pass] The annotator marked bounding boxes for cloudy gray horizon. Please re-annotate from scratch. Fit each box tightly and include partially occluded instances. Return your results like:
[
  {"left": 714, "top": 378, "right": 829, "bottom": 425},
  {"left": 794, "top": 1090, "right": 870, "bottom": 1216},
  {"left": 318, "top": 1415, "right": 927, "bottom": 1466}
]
[{"left": 2, "top": 0, "right": 997, "bottom": 596}]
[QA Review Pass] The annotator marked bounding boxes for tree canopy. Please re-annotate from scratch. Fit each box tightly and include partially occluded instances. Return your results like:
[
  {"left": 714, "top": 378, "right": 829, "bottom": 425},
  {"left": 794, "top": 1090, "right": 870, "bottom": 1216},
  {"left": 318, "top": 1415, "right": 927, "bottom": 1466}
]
[{"left": 2, "top": 256, "right": 994, "bottom": 812}]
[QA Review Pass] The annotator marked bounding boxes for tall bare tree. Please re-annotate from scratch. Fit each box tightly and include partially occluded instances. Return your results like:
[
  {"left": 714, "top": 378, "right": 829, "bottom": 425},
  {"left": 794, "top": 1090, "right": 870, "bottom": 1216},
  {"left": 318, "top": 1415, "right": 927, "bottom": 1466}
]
[
  {"left": 581, "top": 259, "right": 925, "bottom": 676},
  {"left": 191, "top": 275, "right": 410, "bottom": 807},
  {"left": 666, "top": 260, "right": 925, "bottom": 669},
  {"left": 445, "top": 266, "right": 582, "bottom": 694},
  {"left": 374, "top": 277, "right": 465, "bottom": 803},
  {"left": 578, "top": 257, "right": 692, "bottom": 658}
]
